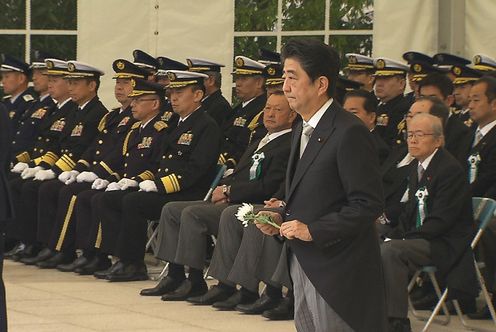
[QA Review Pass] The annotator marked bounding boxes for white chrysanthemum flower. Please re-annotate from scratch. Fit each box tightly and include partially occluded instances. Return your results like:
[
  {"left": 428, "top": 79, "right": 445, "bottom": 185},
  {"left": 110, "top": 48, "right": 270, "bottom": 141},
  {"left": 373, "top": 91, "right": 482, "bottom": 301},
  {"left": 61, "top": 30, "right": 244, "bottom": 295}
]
[{"left": 236, "top": 203, "right": 254, "bottom": 222}]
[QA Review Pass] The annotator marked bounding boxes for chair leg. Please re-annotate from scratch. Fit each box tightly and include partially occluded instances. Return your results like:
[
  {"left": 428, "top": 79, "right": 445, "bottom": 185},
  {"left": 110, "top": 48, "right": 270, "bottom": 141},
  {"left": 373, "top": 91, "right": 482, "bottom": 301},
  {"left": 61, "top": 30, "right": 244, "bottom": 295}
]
[
  {"left": 145, "top": 225, "right": 159, "bottom": 252},
  {"left": 408, "top": 270, "right": 424, "bottom": 319},
  {"left": 426, "top": 272, "right": 451, "bottom": 325},
  {"left": 423, "top": 288, "right": 449, "bottom": 332},
  {"left": 151, "top": 262, "right": 169, "bottom": 281}
]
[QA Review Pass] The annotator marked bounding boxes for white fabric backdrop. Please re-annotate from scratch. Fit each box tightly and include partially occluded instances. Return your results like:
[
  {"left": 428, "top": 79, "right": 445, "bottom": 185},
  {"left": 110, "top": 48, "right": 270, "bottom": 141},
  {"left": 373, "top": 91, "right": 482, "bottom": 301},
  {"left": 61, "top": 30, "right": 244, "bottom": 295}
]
[
  {"left": 465, "top": 0, "right": 496, "bottom": 59},
  {"left": 78, "top": 0, "right": 234, "bottom": 108},
  {"left": 372, "top": 0, "right": 439, "bottom": 60}
]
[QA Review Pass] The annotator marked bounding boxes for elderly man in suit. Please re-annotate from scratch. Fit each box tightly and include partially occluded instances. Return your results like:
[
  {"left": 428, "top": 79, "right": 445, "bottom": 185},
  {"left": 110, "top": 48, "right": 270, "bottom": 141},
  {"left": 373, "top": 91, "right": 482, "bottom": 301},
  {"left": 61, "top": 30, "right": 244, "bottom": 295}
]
[
  {"left": 257, "top": 38, "right": 386, "bottom": 332},
  {"left": 381, "top": 113, "right": 477, "bottom": 332},
  {"left": 140, "top": 90, "right": 295, "bottom": 302}
]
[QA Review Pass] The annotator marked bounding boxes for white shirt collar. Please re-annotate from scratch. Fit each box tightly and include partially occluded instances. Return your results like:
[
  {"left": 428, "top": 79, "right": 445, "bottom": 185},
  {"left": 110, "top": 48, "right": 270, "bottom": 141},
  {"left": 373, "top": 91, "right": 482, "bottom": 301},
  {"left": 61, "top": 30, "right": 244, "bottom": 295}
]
[
  {"left": 10, "top": 90, "right": 25, "bottom": 104},
  {"left": 78, "top": 99, "right": 91, "bottom": 110},
  {"left": 397, "top": 152, "right": 415, "bottom": 168},
  {"left": 242, "top": 97, "right": 256, "bottom": 108},
  {"left": 419, "top": 148, "right": 438, "bottom": 171},
  {"left": 57, "top": 97, "right": 72, "bottom": 109},
  {"left": 478, "top": 118, "right": 496, "bottom": 137},
  {"left": 141, "top": 117, "right": 154, "bottom": 129},
  {"left": 39, "top": 94, "right": 50, "bottom": 102},
  {"left": 304, "top": 98, "right": 333, "bottom": 129}
]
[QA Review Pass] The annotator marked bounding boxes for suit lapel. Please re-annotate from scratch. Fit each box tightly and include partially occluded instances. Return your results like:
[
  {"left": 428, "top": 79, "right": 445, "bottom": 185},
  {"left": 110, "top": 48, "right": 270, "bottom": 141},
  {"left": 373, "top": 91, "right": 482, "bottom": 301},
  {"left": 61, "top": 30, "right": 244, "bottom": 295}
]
[{"left": 286, "top": 103, "right": 338, "bottom": 201}]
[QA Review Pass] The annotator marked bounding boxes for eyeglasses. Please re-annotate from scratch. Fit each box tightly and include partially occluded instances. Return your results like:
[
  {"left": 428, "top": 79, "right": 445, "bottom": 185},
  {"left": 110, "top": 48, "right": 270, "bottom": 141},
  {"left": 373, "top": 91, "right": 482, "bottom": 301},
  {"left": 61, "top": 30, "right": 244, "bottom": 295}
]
[{"left": 406, "top": 131, "right": 435, "bottom": 140}]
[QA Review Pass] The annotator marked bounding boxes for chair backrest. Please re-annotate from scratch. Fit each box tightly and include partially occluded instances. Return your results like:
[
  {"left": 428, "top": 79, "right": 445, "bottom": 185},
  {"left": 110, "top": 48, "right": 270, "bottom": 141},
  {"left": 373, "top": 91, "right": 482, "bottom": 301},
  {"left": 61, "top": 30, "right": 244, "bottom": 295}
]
[
  {"left": 471, "top": 197, "right": 496, "bottom": 249},
  {"left": 203, "top": 164, "right": 227, "bottom": 201}
]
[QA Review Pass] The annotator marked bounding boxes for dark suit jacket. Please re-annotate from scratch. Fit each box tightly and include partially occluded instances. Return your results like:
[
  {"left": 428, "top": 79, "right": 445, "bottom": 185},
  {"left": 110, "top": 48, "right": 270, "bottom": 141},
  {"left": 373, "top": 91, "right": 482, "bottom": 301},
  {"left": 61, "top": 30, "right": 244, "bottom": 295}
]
[
  {"left": 221, "top": 131, "right": 291, "bottom": 204},
  {"left": 389, "top": 148, "right": 478, "bottom": 297},
  {"left": 0, "top": 104, "right": 14, "bottom": 228},
  {"left": 371, "top": 128, "right": 390, "bottom": 165},
  {"left": 445, "top": 115, "right": 471, "bottom": 166},
  {"left": 202, "top": 89, "right": 232, "bottom": 127},
  {"left": 460, "top": 125, "right": 496, "bottom": 197},
  {"left": 283, "top": 101, "right": 386, "bottom": 332}
]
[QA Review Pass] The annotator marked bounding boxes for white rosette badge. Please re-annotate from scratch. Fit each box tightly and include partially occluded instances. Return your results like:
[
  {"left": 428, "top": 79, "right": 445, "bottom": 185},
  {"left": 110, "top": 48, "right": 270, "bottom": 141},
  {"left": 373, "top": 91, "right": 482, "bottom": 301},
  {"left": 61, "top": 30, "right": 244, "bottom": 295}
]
[
  {"left": 249, "top": 152, "right": 265, "bottom": 180},
  {"left": 415, "top": 186, "right": 429, "bottom": 228},
  {"left": 468, "top": 153, "right": 481, "bottom": 184},
  {"left": 236, "top": 203, "right": 280, "bottom": 229}
]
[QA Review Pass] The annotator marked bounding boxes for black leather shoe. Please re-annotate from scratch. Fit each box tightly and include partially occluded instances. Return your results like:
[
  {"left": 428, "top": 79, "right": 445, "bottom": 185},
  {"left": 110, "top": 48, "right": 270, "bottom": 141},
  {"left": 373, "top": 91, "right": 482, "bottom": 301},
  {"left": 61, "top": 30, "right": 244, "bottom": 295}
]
[
  {"left": 20, "top": 248, "right": 54, "bottom": 265},
  {"left": 140, "top": 276, "right": 183, "bottom": 296},
  {"left": 468, "top": 304, "right": 496, "bottom": 320},
  {"left": 106, "top": 261, "right": 148, "bottom": 282},
  {"left": 387, "top": 318, "right": 412, "bottom": 332},
  {"left": 187, "top": 284, "right": 236, "bottom": 305},
  {"left": 13, "top": 244, "right": 40, "bottom": 262},
  {"left": 236, "top": 294, "right": 282, "bottom": 314},
  {"left": 57, "top": 255, "right": 90, "bottom": 272},
  {"left": 213, "top": 289, "right": 259, "bottom": 311},
  {"left": 412, "top": 292, "right": 438, "bottom": 310},
  {"left": 36, "top": 251, "right": 76, "bottom": 269},
  {"left": 437, "top": 298, "right": 476, "bottom": 315},
  {"left": 94, "top": 261, "right": 123, "bottom": 279},
  {"left": 161, "top": 279, "right": 207, "bottom": 301},
  {"left": 76, "top": 256, "right": 111, "bottom": 275},
  {"left": 4, "top": 242, "right": 25, "bottom": 259},
  {"left": 262, "top": 296, "right": 294, "bottom": 320}
]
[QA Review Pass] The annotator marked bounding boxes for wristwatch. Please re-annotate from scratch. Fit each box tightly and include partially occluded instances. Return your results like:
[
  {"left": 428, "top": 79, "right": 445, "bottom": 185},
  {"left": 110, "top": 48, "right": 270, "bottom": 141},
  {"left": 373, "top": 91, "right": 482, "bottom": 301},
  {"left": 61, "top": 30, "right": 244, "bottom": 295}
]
[{"left": 222, "top": 185, "right": 230, "bottom": 197}]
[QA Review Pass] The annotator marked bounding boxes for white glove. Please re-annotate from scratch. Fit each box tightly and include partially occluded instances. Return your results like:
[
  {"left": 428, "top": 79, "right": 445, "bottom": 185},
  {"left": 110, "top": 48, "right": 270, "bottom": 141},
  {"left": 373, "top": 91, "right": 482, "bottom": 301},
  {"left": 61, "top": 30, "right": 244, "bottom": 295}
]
[
  {"left": 59, "top": 170, "right": 79, "bottom": 184},
  {"left": 34, "top": 169, "right": 56, "bottom": 181},
  {"left": 139, "top": 180, "right": 158, "bottom": 192},
  {"left": 117, "top": 178, "right": 138, "bottom": 190},
  {"left": 105, "top": 182, "right": 121, "bottom": 191},
  {"left": 12, "top": 162, "right": 28, "bottom": 173},
  {"left": 77, "top": 171, "right": 98, "bottom": 183},
  {"left": 21, "top": 166, "right": 43, "bottom": 179},
  {"left": 92, "top": 178, "right": 109, "bottom": 190}
]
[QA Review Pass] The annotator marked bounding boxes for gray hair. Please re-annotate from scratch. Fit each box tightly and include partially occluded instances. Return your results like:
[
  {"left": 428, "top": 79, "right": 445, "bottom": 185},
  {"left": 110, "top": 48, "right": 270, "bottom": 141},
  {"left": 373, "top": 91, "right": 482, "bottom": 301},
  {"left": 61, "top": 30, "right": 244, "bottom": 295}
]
[
  {"left": 412, "top": 112, "right": 444, "bottom": 139},
  {"left": 206, "top": 71, "right": 222, "bottom": 88}
]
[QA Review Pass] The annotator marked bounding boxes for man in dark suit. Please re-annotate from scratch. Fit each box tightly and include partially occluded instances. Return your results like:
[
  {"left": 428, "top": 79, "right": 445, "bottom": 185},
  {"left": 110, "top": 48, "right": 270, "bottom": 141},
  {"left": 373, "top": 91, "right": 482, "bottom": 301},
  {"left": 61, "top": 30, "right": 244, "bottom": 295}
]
[
  {"left": 95, "top": 70, "right": 221, "bottom": 282},
  {"left": 140, "top": 91, "right": 295, "bottom": 303},
  {"left": 257, "top": 39, "right": 386, "bottom": 332},
  {"left": 343, "top": 89, "right": 390, "bottom": 164},
  {"left": 464, "top": 76, "right": 496, "bottom": 319},
  {"left": 0, "top": 103, "right": 13, "bottom": 332},
  {"left": 381, "top": 113, "right": 477, "bottom": 332}
]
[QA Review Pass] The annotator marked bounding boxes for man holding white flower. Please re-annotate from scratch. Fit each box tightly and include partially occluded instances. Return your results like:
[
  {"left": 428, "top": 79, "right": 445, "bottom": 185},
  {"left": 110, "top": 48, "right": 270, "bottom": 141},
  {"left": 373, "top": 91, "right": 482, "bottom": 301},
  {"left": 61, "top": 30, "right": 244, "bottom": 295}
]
[
  {"left": 256, "top": 39, "right": 386, "bottom": 332},
  {"left": 380, "top": 113, "right": 477, "bottom": 332}
]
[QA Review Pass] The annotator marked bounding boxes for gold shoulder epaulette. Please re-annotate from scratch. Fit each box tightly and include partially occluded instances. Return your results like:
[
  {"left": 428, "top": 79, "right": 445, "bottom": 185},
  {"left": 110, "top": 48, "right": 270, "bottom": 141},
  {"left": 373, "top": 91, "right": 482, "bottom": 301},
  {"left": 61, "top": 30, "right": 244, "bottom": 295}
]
[
  {"left": 154, "top": 121, "right": 168, "bottom": 131},
  {"left": 131, "top": 121, "right": 141, "bottom": 130},
  {"left": 97, "top": 112, "right": 110, "bottom": 132}
]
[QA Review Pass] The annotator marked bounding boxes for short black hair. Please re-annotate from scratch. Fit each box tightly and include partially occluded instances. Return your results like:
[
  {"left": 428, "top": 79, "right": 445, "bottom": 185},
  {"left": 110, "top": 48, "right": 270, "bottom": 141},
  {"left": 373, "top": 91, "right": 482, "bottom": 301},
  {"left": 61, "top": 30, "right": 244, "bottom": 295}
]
[
  {"left": 85, "top": 77, "right": 100, "bottom": 92},
  {"left": 418, "top": 72, "right": 453, "bottom": 99},
  {"left": 343, "top": 89, "right": 378, "bottom": 114},
  {"left": 281, "top": 38, "right": 340, "bottom": 98},
  {"left": 475, "top": 76, "right": 496, "bottom": 102},
  {"left": 415, "top": 95, "right": 449, "bottom": 127}
]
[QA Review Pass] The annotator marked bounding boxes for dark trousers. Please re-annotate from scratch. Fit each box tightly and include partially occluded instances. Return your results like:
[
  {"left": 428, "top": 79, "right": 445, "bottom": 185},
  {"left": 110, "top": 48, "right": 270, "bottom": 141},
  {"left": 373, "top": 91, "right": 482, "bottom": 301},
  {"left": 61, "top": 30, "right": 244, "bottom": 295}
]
[
  {"left": 7, "top": 175, "right": 27, "bottom": 240},
  {"left": 16, "top": 179, "right": 43, "bottom": 244},
  {"left": 47, "top": 182, "right": 92, "bottom": 252},
  {"left": 0, "top": 233, "right": 7, "bottom": 332},
  {"left": 37, "top": 179, "right": 65, "bottom": 246},
  {"left": 74, "top": 189, "right": 105, "bottom": 251}
]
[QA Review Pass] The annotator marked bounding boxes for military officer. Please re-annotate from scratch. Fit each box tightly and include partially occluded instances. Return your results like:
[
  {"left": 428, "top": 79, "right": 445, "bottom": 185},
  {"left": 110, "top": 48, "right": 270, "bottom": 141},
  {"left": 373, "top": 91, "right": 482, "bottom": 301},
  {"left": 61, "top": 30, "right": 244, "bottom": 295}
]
[
  {"left": 1, "top": 55, "right": 36, "bottom": 131},
  {"left": 10, "top": 51, "right": 56, "bottom": 163},
  {"left": 12, "top": 61, "right": 107, "bottom": 267},
  {"left": 373, "top": 57, "right": 412, "bottom": 147},
  {"left": 451, "top": 65, "right": 484, "bottom": 126},
  {"left": 402, "top": 51, "right": 436, "bottom": 103},
  {"left": 472, "top": 54, "right": 496, "bottom": 72},
  {"left": 345, "top": 53, "right": 375, "bottom": 92},
  {"left": 187, "top": 58, "right": 232, "bottom": 126},
  {"left": 219, "top": 56, "right": 267, "bottom": 169},
  {"left": 5, "top": 59, "right": 77, "bottom": 259},
  {"left": 26, "top": 59, "right": 149, "bottom": 269},
  {"left": 432, "top": 52, "right": 471, "bottom": 82},
  {"left": 155, "top": 56, "right": 188, "bottom": 117},
  {"left": 94, "top": 70, "right": 221, "bottom": 282}
]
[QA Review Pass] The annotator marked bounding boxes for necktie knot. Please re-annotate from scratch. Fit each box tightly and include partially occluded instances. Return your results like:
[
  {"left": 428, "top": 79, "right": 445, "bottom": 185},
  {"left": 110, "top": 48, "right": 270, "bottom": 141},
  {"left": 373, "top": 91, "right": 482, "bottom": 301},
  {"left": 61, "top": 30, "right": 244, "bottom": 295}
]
[
  {"left": 302, "top": 123, "right": 314, "bottom": 137},
  {"left": 473, "top": 129, "right": 483, "bottom": 147}
]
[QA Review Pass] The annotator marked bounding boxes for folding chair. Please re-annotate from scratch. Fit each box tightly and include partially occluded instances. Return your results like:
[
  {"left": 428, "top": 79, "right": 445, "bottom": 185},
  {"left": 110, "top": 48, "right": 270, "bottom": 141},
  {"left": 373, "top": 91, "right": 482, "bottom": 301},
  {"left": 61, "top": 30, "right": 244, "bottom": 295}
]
[
  {"left": 421, "top": 197, "right": 496, "bottom": 332},
  {"left": 147, "top": 164, "right": 227, "bottom": 281}
]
